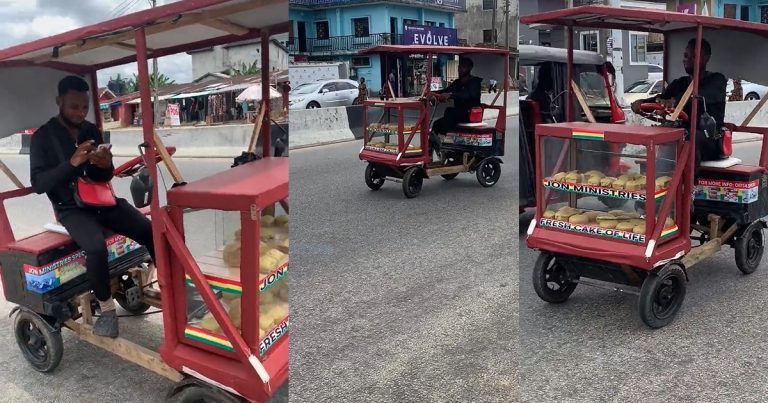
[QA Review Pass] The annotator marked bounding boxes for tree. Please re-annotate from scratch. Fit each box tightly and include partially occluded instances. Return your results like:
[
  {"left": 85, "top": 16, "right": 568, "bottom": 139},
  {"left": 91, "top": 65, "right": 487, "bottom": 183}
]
[
  {"left": 107, "top": 73, "right": 130, "bottom": 95},
  {"left": 228, "top": 61, "right": 260, "bottom": 76},
  {"left": 127, "top": 72, "right": 176, "bottom": 92}
]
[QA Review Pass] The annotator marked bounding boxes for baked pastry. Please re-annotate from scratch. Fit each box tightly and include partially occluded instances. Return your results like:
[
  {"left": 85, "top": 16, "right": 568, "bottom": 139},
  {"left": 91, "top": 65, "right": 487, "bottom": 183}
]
[
  {"left": 656, "top": 176, "right": 672, "bottom": 190},
  {"left": 600, "top": 177, "right": 615, "bottom": 187},
  {"left": 608, "top": 210, "right": 627, "bottom": 217},
  {"left": 585, "top": 170, "right": 605, "bottom": 179},
  {"left": 587, "top": 176, "right": 602, "bottom": 186},
  {"left": 543, "top": 210, "right": 556, "bottom": 219},
  {"left": 565, "top": 172, "right": 584, "bottom": 184},
  {"left": 584, "top": 211, "right": 601, "bottom": 222},
  {"left": 633, "top": 224, "right": 646, "bottom": 234},
  {"left": 612, "top": 179, "right": 626, "bottom": 190},
  {"left": 597, "top": 217, "right": 619, "bottom": 229},
  {"left": 665, "top": 217, "right": 675, "bottom": 227},
  {"left": 569, "top": 214, "right": 589, "bottom": 224},
  {"left": 553, "top": 172, "right": 567, "bottom": 181},
  {"left": 616, "top": 222, "right": 634, "bottom": 232}
]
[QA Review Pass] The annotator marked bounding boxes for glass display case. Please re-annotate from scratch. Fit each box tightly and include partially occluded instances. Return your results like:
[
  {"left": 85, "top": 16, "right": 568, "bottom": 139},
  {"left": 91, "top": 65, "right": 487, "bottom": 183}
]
[
  {"left": 529, "top": 123, "right": 690, "bottom": 265},
  {"left": 361, "top": 99, "right": 429, "bottom": 163}
]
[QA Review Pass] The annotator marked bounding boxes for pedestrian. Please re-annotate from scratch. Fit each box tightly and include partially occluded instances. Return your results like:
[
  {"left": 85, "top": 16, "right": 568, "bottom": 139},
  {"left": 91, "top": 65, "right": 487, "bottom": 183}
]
[
  {"left": 489, "top": 78, "right": 498, "bottom": 93},
  {"left": 358, "top": 77, "right": 368, "bottom": 103}
]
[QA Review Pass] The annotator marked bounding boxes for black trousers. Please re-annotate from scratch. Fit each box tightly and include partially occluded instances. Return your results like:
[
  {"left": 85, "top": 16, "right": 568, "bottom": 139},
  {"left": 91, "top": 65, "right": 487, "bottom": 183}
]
[{"left": 59, "top": 198, "right": 155, "bottom": 301}]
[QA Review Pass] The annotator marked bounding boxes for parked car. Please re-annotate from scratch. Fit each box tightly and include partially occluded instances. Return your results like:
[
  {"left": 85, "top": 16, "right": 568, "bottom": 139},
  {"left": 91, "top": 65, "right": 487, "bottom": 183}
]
[
  {"left": 726, "top": 79, "right": 768, "bottom": 101},
  {"left": 289, "top": 79, "right": 360, "bottom": 109},
  {"left": 647, "top": 64, "right": 663, "bottom": 81},
  {"left": 623, "top": 79, "right": 663, "bottom": 105}
]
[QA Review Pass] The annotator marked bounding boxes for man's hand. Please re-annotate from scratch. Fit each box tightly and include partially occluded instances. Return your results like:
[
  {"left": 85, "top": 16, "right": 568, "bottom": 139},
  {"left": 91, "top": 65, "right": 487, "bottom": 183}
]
[
  {"left": 437, "top": 93, "right": 451, "bottom": 102},
  {"left": 69, "top": 140, "right": 95, "bottom": 167},
  {"left": 88, "top": 147, "right": 113, "bottom": 169}
]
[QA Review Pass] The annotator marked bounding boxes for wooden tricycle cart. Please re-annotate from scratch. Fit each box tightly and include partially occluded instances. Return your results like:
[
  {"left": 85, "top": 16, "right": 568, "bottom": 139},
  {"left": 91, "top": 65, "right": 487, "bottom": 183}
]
[
  {"left": 0, "top": 1, "right": 289, "bottom": 401},
  {"left": 358, "top": 45, "right": 508, "bottom": 198},
  {"left": 523, "top": 6, "right": 768, "bottom": 328}
]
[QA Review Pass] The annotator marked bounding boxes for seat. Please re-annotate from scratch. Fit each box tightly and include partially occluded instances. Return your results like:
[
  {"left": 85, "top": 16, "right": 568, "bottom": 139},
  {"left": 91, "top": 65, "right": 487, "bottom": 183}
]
[
  {"left": 700, "top": 156, "right": 742, "bottom": 169},
  {"left": 7, "top": 231, "right": 72, "bottom": 254}
]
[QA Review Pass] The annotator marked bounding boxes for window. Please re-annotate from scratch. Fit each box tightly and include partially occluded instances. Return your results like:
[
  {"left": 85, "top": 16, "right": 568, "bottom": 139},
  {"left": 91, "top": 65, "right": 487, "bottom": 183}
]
[
  {"left": 321, "top": 83, "right": 337, "bottom": 92},
  {"left": 404, "top": 19, "right": 418, "bottom": 26},
  {"left": 580, "top": 31, "right": 598, "bottom": 53},
  {"left": 353, "top": 17, "right": 370, "bottom": 37},
  {"left": 439, "top": 22, "right": 445, "bottom": 27},
  {"left": 741, "top": 5, "right": 750, "bottom": 21},
  {"left": 336, "top": 82, "right": 357, "bottom": 90},
  {"left": 762, "top": 6, "right": 768, "bottom": 23},
  {"left": 425, "top": 21, "right": 436, "bottom": 27},
  {"left": 483, "top": 29, "right": 496, "bottom": 43},
  {"left": 351, "top": 56, "right": 371, "bottom": 67},
  {"left": 651, "top": 80, "right": 663, "bottom": 95},
  {"left": 724, "top": 4, "right": 737, "bottom": 19},
  {"left": 630, "top": 33, "right": 647, "bottom": 64},
  {"left": 315, "top": 21, "right": 329, "bottom": 40},
  {"left": 483, "top": 0, "right": 495, "bottom": 10}
]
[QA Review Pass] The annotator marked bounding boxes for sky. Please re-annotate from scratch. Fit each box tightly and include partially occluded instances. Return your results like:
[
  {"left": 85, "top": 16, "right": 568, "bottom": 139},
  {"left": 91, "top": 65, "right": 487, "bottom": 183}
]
[{"left": 0, "top": 0, "right": 193, "bottom": 88}]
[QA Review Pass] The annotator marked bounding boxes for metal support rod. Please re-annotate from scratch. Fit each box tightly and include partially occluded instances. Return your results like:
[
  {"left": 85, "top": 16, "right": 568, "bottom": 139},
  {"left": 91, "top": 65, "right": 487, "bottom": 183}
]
[{"left": 261, "top": 30, "right": 271, "bottom": 157}]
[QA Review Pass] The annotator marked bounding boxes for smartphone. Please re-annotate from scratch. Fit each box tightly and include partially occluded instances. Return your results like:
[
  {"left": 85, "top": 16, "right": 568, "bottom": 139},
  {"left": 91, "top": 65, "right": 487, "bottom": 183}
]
[{"left": 97, "top": 143, "right": 112, "bottom": 152}]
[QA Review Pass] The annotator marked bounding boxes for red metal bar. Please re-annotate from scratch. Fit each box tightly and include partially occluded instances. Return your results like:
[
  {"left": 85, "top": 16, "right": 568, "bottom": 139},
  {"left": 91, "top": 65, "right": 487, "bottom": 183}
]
[
  {"left": 649, "top": 142, "right": 690, "bottom": 246},
  {"left": 89, "top": 70, "right": 103, "bottom": 132},
  {"left": 240, "top": 210, "right": 259, "bottom": 352},
  {"left": 566, "top": 25, "right": 574, "bottom": 122},
  {"left": 684, "top": 25, "right": 704, "bottom": 243},
  {"left": 261, "top": 30, "right": 271, "bottom": 157},
  {"left": 663, "top": 33, "right": 669, "bottom": 86}
]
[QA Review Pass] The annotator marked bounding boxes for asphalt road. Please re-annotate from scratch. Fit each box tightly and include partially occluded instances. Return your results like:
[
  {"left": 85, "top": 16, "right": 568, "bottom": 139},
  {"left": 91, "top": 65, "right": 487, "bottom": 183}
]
[
  {"left": 0, "top": 156, "right": 288, "bottom": 403},
  {"left": 518, "top": 141, "right": 768, "bottom": 402},
  {"left": 288, "top": 117, "right": 519, "bottom": 402}
]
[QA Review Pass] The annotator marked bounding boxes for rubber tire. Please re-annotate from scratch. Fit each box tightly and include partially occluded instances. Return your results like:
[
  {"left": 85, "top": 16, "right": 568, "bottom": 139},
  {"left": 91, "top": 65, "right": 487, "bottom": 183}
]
[
  {"left": 168, "top": 385, "right": 244, "bottom": 403},
  {"left": 638, "top": 265, "right": 686, "bottom": 329},
  {"left": 402, "top": 167, "right": 423, "bottom": 198},
  {"left": 115, "top": 293, "right": 151, "bottom": 315},
  {"left": 441, "top": 173, "right": 459, "bottom": 180},
  {"left": 352, "top": 97, "right": 360, "bottom": 105},
  {"left": 14, "top": 310, "right": 63, "bottom": 373},
  {"left": 307, "top": 101, "right": 321, "bottom": 109},
  {"left": 476, "top": 158, "right": 501, "bottom": 187},
  {"left": 365, "top": 164, "right": 385, "bottom": 190},
  {"left": 532, "top": 253, "right": 577, "bottom": 303},
  {"left": 735, "top": 221, "right": 765, "bottom": 274},
  {"left": 745, "top": 92, "right": 760, "bottom": 101}
]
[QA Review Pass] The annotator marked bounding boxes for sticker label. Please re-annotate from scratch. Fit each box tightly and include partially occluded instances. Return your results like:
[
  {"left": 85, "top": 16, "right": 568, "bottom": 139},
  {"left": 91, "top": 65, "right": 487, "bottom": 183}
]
[
  {"left": 695, "top": 178, "right": 759, "bottom": 204},
  {"left": 443, "top": 133, "right": 492, "bottom": 146},
  {"left": 259, "top": 317, "right": 289, "bottom": 356},
  {"left": 24, "top": 235, "right": 142, "bottom": 294},
  {"left": 539, "top": 218, "right": 680, "bottom": 244},
  {"left": 543, "top": 179, "right": 660, "bottom": 201}
]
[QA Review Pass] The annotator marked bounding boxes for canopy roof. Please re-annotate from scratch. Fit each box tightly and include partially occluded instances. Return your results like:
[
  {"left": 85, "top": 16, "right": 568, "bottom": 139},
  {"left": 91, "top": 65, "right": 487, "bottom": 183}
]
[
  {"left": 0, "top": 0, "right": 287, "bottom": 74},
  {"left": 519, "top": 44, "right": 603, "bottom": 66},
  {"left": 520, "top": 5, "right": 768, "bottom": 37}
]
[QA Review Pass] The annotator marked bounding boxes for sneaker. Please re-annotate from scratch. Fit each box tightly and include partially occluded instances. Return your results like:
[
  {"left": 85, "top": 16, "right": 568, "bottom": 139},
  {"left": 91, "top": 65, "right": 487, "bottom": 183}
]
[{"left": 93, "top": 310, "right": 119, "bottom": 338}]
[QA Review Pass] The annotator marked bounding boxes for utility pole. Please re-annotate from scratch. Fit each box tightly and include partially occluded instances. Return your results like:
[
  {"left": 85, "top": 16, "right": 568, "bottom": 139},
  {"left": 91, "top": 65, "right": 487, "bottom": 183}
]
[
  {"left": 492, "top": 0, "right": 497, "bottom": 46},
  {"left": 504, "top": 0, "right": 509, "bottom": 49},
  {"left": 151, "top": 0, "right": 159, "bottom": 127}
]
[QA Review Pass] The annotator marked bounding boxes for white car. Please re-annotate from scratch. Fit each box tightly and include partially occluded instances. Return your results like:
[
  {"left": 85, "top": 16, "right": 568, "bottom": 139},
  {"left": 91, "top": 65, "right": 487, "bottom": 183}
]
[
  {"left": 726, "top": 79, "right": 768, "bottom": 101},
  {"left": 623, "top": 79, "right": 663, "bottom": 105},
  {"left": 647, "top": 64, "right": 663, "bottom": 81},
  {"left": 289, "top": 79, "right": 360, "bottom": 109}
]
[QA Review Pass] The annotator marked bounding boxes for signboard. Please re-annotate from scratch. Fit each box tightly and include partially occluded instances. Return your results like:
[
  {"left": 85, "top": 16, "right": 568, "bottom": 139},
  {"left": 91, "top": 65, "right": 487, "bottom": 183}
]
[
  {"left": 166, "top": 103, "right": 180, "bottom": 126},
  {"left": 430, "top": 77, "right": 442, "bottom": 91},
  {"left": 403, "top": 24, "right": 458, "bottom": 47},
  {"left": 677, "top": 3, "right": 697, "bottom": 14}
]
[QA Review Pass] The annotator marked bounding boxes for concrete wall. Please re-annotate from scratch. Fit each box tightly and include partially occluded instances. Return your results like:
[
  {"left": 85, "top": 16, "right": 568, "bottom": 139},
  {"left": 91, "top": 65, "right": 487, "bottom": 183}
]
[{"left": 191, "top": 42, "right": 289, "bottom": 79}]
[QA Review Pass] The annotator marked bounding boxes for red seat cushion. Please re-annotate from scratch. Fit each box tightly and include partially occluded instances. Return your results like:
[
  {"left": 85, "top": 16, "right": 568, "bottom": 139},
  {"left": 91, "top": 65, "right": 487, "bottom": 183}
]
[{"left": 8, "top": 231, "right": 72, "bottom": 255}]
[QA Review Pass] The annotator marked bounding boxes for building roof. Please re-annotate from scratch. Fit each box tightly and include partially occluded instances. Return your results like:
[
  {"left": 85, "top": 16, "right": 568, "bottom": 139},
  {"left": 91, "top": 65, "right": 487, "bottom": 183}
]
[
  {"left": 360, "top": 45, "right": 510, "bottom": 56},
  {"left": 0, "top": 0, "right": 288, "bottom": 73}
]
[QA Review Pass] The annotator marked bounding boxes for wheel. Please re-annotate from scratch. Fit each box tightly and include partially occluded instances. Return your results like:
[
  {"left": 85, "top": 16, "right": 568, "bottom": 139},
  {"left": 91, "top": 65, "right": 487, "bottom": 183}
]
[
  {"left": 14, "top": 310, "right": 63, "bottom": 373},
  {"left": 115, "top": 272, "right": 151, "bottom": 314},
  {"left": 441, "top": 173, "right": 459, "bottom": 180},
  {"left": 638, "top": 265, "right": 686, "bottom": 328},
  {"left": 402, "top": 167, "right": 423, "bottom": 198},
  {"left": 365, "top": 164, "right": 385, "bottom": 190},
  {"left": 476, "top": 158, "right": 501, "bottom": 187},
  {"left": 735, "top": 221, "right": 765, "bottom": 274},
  {"left": 168, "top": 385, "right": 244, "bottom": 403},
  {"left": 306, "top": 101, "right": 321, "bottom": 109},
  {"left": 532, "top": 253, "right": 577, "bottom": 303},
  {"left": 745, "top": 92, "right": 760, "bottom": 101},
  {"left": 352, "top": 97, "right": 360, "bottom": 105}
]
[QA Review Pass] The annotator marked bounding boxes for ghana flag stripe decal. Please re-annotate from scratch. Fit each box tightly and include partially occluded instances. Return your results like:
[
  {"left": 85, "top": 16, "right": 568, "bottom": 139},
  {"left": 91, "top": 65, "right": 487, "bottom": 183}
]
[
  {"left": 572, "top": 130, "right": 605, "bottom": 140},
  {"left": 660, "top": 224, "right": 679, "bottom": 239},
  {"left": 184, "top": 326, "right": 235, "bottom": 351}
]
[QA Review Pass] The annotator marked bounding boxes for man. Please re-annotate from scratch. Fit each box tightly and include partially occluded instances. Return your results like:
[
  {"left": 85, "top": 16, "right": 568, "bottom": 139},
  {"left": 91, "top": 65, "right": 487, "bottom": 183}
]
[
  {"left": 631, "top": 38, "right": 727, "bottom": 170},
  {"left": 358, "top": 77, "right": 368, "bottom": 103},
  {"left": 430, "top": 57, "right": 482, "bottom": 135},
  {"left": 30, "top": 76, "right": 155, "bottom": 338}
]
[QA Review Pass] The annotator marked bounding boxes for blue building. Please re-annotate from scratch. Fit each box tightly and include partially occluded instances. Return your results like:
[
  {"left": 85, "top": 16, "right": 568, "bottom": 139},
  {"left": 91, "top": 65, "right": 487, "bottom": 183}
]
[
  {"left": 289, "top": 0, "right": 466, "bottom": 94},
  {"left": 710, "top": 0, "right": 768, "bottom": 22}
]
